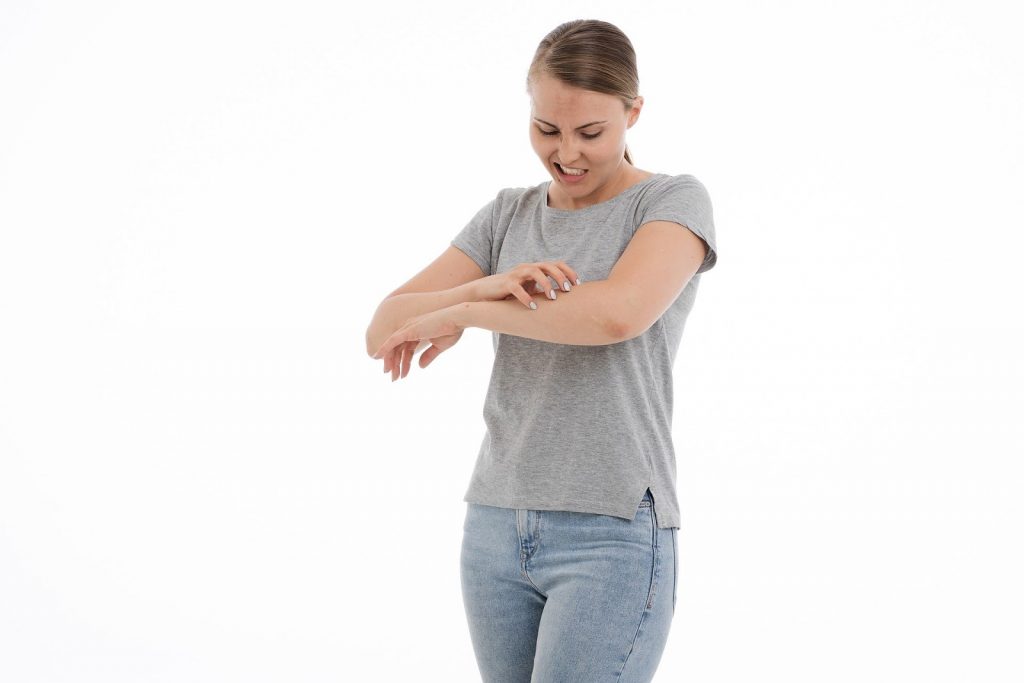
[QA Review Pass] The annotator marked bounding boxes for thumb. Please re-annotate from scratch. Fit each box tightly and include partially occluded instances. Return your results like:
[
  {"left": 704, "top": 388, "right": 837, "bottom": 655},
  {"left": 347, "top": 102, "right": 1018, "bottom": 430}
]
[{"left": 419, "top": 345, "right": 442, "bottom": 368}]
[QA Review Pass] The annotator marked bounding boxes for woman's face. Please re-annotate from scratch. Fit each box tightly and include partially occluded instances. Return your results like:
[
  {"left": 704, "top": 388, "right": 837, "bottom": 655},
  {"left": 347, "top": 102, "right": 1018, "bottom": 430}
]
[{"left": 528, "top": 71, "right": 643, "bottom": 209}]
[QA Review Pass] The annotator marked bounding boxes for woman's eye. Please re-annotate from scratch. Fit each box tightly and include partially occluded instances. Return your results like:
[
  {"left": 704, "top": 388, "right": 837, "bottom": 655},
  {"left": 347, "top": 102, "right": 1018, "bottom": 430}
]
[{"left": 539, "top": 129, "right": 602, "bottom": 140}]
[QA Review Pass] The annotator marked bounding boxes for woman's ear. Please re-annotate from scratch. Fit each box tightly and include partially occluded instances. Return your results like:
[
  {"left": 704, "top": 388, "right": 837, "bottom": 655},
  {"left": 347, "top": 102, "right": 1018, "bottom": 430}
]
[{"left": 627, "top": 95, "right": 644, "bottom": 128}]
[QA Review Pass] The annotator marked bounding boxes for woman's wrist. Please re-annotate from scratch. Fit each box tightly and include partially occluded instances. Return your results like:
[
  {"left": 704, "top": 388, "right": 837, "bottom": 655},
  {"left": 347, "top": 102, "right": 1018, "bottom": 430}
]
[
  {"left": 449, "top": 301, "right": 476, "bottom": 330},
  {"left": 450, "top": 279, "right": 481, "bottom": 304},
  {"left": 367, "top": 284, "right": 477, "bottom": 356}
]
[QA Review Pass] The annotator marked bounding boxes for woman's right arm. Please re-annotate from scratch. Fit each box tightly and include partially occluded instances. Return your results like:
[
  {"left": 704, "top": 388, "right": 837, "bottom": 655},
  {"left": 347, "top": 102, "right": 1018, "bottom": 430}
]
[{"left": 365, "top": 245, "right": 485, "bottom": 357}]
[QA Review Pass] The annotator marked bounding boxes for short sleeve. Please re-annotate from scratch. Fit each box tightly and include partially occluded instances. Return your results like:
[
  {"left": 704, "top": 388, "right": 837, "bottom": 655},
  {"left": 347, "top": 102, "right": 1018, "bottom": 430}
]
[
  {"left": 636, "top": 174, "right": 717, "bottom": 274},
  {"left": 450, "top": 190, "right": 501, "bottom": 277}
]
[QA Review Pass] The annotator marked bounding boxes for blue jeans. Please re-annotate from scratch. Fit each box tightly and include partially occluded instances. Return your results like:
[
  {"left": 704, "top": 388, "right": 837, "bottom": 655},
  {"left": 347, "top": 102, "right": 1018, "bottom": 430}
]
[{"left": 460, "top": 487, "right": 677, "bottom": 682}]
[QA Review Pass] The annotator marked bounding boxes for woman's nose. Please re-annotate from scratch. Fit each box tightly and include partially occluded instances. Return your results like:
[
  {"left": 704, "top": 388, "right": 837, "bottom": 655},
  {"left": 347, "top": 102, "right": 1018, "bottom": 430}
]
[{"left": 558, "top": 138, "right": 579, "bottom": 163}]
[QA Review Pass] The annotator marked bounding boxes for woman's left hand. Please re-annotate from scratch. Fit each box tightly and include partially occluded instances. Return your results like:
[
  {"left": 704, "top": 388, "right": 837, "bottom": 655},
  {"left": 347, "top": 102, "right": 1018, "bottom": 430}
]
[{"left": 372, "top": 305, "right": 466, "bottom": 381}]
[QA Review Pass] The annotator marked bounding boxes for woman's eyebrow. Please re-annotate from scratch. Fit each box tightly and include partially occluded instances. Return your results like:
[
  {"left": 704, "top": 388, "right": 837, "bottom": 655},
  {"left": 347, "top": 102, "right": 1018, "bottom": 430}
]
[{"left": 533, "top": 117, "right": 607, "bottom": 130}]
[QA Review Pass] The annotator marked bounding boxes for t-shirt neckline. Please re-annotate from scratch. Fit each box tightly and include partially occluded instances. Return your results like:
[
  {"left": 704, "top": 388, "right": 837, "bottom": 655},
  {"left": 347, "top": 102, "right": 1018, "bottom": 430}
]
[{"left": 543, "top": 173, "right": 667, "bottom": 214}]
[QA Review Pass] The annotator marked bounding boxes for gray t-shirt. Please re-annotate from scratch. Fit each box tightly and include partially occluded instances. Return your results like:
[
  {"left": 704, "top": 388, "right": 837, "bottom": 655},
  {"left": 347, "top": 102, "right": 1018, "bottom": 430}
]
[{"left": 450, "top": 172, "right": 717, "bottom": 529}]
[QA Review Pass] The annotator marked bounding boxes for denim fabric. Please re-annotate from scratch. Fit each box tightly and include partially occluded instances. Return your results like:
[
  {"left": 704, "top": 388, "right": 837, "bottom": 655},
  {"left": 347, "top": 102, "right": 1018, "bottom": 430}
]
[{"left": 460, "top": 487, "right": 677, "bottom": 682}]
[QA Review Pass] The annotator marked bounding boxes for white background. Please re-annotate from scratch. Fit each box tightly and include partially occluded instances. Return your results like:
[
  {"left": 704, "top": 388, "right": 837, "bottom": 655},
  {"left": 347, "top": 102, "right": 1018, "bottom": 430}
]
[{"left": 2, "top": 1, "right": 1021, "bottom": 681}]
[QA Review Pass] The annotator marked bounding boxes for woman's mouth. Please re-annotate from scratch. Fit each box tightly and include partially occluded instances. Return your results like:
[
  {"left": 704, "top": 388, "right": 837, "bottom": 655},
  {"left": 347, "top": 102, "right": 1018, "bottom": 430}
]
[{"left": 555, "top": 162, "right": 588, "bottom": 183}]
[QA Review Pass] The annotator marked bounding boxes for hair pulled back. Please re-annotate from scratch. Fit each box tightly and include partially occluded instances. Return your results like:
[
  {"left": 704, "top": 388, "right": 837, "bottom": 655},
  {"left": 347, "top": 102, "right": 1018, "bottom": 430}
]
[{"left": 526, "top": 19, "right": 640, "bottom": 165}]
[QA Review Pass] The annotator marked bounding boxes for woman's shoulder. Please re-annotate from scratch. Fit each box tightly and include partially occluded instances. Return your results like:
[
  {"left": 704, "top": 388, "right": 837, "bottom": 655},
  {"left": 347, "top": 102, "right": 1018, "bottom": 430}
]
[
  {"left": 636, "top": 172, "right": 710, "bottom": 202},
  {"left": 644, "top": 171, "right": 704, "bottom": 186},
  {"left": 492, "top": 183, "right": 540, "bottom": 212}
]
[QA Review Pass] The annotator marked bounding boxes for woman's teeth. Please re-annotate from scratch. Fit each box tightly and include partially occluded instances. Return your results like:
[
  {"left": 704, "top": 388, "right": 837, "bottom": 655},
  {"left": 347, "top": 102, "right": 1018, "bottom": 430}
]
[{"left": 557, "top": 163, "right": 587, "bottom": 176}]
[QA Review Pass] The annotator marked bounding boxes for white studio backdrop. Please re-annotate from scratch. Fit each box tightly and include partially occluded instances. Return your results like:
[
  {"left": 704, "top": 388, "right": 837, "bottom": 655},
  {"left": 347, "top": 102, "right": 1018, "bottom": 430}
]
[{"left": 1, "top": 0, "right": 1021, "bottom": 681}]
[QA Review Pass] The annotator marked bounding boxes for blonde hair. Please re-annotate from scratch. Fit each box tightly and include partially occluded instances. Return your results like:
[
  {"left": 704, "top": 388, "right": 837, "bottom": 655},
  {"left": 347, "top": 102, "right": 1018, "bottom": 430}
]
[{"left": 526, "top": 19, "right": 640, "bottom": 165}]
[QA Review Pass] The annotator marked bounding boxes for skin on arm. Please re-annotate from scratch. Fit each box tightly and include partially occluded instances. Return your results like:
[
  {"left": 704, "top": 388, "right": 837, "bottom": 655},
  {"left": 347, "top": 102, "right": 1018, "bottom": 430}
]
[
  {"left": 450, "top": 279, "right": 620, "bottom": 345},
  {"left": 602, "top": 219, "right": 709, "bottom": 339},
  {"left": 450, "top": 219, "right": 707, "bottom": 345},
  {"left": 373, "top": 276, "right": 610, "bottom": 374},
  {"left": 365, "top": 245, "right": 486, "bottom": 357}
]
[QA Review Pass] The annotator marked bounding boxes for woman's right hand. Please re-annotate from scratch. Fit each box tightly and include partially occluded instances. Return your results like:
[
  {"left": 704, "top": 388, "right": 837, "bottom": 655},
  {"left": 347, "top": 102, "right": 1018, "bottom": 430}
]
[{"left": 471, "top": 261, "right": 582, "bottom": 309}]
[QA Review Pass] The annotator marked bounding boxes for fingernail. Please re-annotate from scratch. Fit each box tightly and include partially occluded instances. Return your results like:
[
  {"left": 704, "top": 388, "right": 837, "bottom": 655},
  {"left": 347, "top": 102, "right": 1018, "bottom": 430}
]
[
  {"left": 535, "top": 283, "right": 543, "bottom": 292},
  {"left": 562, "top": 280, "right": 571, "bottom": 291},
  {"left": 576, "top": 277, "right": 581, "bottom": 285},
  {"left": 529, "top": 301, "right": 537, "bottom": 310},
  {"left": 548, "top": 289, "right": 556, "bottom": 300}
]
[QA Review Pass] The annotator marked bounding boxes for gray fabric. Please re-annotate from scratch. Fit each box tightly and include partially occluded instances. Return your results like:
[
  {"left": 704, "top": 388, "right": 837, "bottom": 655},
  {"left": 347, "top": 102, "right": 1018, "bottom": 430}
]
[{"left": 450, "top": 173, "right": 717, "bottom": 529}]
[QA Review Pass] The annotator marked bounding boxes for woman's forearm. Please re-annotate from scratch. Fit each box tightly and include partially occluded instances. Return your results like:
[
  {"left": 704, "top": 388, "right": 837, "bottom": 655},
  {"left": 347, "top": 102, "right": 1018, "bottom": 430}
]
[
  {"left": 450, "top": 280, "right": 624, "bottom": 346},
  {"left": 366, "top": 282, "right": 478, "bottom": 356}
]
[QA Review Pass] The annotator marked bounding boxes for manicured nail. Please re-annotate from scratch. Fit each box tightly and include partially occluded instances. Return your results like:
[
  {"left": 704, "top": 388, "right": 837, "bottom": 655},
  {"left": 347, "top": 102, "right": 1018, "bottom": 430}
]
[
  {"left": 529, "top": 301, "right": 537, "bottom": 310},
  {"left": 575, "top": 277, "right": 581, "bottom": 285},
  {"left": 562, "top": 280, "right": 570, "bottom": 291},
  {"left": 548, "top": 289, "right": 556, "bottom": 300}
]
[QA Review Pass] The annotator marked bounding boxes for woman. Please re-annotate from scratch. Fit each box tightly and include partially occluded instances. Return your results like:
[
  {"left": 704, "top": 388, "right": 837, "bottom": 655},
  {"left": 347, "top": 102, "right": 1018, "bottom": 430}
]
[{"left": 367, "top": 19, "right": 717, "bottom": 682}]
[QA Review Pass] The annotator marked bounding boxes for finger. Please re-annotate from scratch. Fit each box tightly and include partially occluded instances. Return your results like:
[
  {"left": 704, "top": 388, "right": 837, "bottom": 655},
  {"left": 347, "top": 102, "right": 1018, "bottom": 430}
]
[
  {"left": 512, "top": 283, "right": 538, "bottom": 309},
  {"left": 556, "top": 260, "right": 582, "bottom": 287},
  {"left": 400, "top": 342, "right": 413, "bottom": 379},
  {"left": 419, "top": 344, "right": 440, "bottom": 368},
  {"left": 532, "top": 267, "right": 557, "bottom": 300},
  {"left": 393, "top": 343, "right": 408, "bottom": 380},
  {"left": 520, "top": 267, "right": 540, "bottom": 292},
  {"left": 543, "top": 263, "right": 573, "bottom": 293},
  {"left": 386, "top": 344, "right": 400, "bottom": 375},
  {"left": 374, "top": 327, "right": 407, "bottom": 361}
]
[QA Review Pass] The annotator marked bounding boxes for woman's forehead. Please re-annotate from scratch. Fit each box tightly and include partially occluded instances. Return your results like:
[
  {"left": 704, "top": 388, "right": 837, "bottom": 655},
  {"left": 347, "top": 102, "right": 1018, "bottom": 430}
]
[{"left": 530, "top": 91, "right": 619, "bottom": 120}]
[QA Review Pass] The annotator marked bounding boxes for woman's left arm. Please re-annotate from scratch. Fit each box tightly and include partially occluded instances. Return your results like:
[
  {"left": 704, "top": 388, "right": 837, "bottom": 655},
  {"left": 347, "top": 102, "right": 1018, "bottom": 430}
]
[
  {"left": 453, "top": 217, "right": 708, "bottom": 345},
  {"left": 450, "top": 280, "right": 623, "bottom": 345}
]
